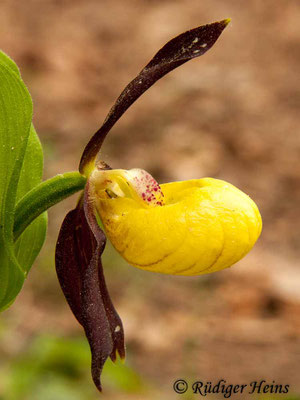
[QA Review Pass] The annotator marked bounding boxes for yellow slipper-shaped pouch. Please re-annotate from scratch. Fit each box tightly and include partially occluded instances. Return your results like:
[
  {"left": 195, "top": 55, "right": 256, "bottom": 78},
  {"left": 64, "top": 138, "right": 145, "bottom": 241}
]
[{"left": 91, "top": 168, "right": 262, "bottom": 276}]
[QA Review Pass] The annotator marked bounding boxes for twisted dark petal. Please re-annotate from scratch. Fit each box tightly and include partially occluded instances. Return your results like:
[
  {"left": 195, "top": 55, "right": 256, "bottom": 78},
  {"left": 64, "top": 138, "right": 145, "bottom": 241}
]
[
  {"left": 80, "top": 244, "right": 113, "bottom": 391},
  {"left": 79, "top": 19, "right": 230, "bottom": 173},
  {"left": 83, "top": 183, "right": 125, "bottom": 363},
  {"left": 55, "top": 187, "right": 125, "bottom": 392}
]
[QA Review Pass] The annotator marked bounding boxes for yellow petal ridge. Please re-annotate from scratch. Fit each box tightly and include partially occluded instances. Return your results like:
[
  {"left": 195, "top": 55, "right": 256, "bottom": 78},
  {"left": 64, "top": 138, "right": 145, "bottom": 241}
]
[{"left": 92, "top": 169, "right": 262, "bottom": 276}]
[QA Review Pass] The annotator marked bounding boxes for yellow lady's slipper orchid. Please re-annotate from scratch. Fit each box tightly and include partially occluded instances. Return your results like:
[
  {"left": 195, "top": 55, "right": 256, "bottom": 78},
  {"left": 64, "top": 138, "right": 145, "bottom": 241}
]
[
  {"left": 91, "top": 168, "right": 262, "bottom": 276},
  {"left": 56, "top": 19, "right": 262, "bottom": 392}
]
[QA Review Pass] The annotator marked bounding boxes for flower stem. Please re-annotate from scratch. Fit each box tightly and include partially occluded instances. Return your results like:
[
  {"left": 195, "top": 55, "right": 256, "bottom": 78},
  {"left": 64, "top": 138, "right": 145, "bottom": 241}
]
[{"left": 13, "top": 171, "right": 86, "bottom": 242}]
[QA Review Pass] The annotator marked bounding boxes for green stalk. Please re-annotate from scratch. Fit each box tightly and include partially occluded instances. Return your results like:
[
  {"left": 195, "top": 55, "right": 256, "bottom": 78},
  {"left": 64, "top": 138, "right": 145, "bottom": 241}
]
[{"left": 13, "top": 171, "right": 86, "bottom": 242}]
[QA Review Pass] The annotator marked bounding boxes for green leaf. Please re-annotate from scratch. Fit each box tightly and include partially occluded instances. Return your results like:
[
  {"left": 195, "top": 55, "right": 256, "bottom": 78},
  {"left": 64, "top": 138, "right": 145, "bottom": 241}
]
[
  {"left": 0, "top": 51, "right": 47, "bottom": 310},
  {"left": 0, "top": 50, "right": 21, "bottom": 77},
  {"left": 14, "top": 125, "right": 47, "bottom": 274},
  {"left": 14, "top": 171, "right": 86, "bottom": 242}
]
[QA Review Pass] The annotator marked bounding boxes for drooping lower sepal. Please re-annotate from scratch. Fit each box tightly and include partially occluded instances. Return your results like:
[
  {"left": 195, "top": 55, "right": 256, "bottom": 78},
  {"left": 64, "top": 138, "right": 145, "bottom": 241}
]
[{"left": 55, "top": 189, "right": 125, "bottom": 392}]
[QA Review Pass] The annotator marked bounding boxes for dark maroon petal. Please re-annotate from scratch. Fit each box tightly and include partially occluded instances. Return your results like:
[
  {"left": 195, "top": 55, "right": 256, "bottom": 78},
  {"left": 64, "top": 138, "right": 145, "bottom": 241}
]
[
  {"left": 80, "top": 243, "right": 113, "bottom": 391},
  {"left": 79, "top": 19, "right": 230, "bottom": 174},
  {"left": 55, "top": 200, "right": 96, "bottom": 325},
  {"left": 83, "top": 183, "right": 125, "bottom": 363},
  {"left": 55, "top": 190, "right": 125, "bottom": 392}
]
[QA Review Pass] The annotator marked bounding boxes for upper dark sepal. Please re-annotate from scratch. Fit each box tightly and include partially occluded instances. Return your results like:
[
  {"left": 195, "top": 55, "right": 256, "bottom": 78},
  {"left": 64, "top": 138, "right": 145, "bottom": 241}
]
[{"left": 79, "top": 19, "right": 230, "bottom": 174}]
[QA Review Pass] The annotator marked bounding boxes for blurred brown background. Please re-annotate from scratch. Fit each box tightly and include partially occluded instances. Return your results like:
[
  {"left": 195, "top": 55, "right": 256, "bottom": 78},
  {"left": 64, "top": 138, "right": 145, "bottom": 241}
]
[{"left": 0, "top": 0, "right": 299, "bottom": 399}]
